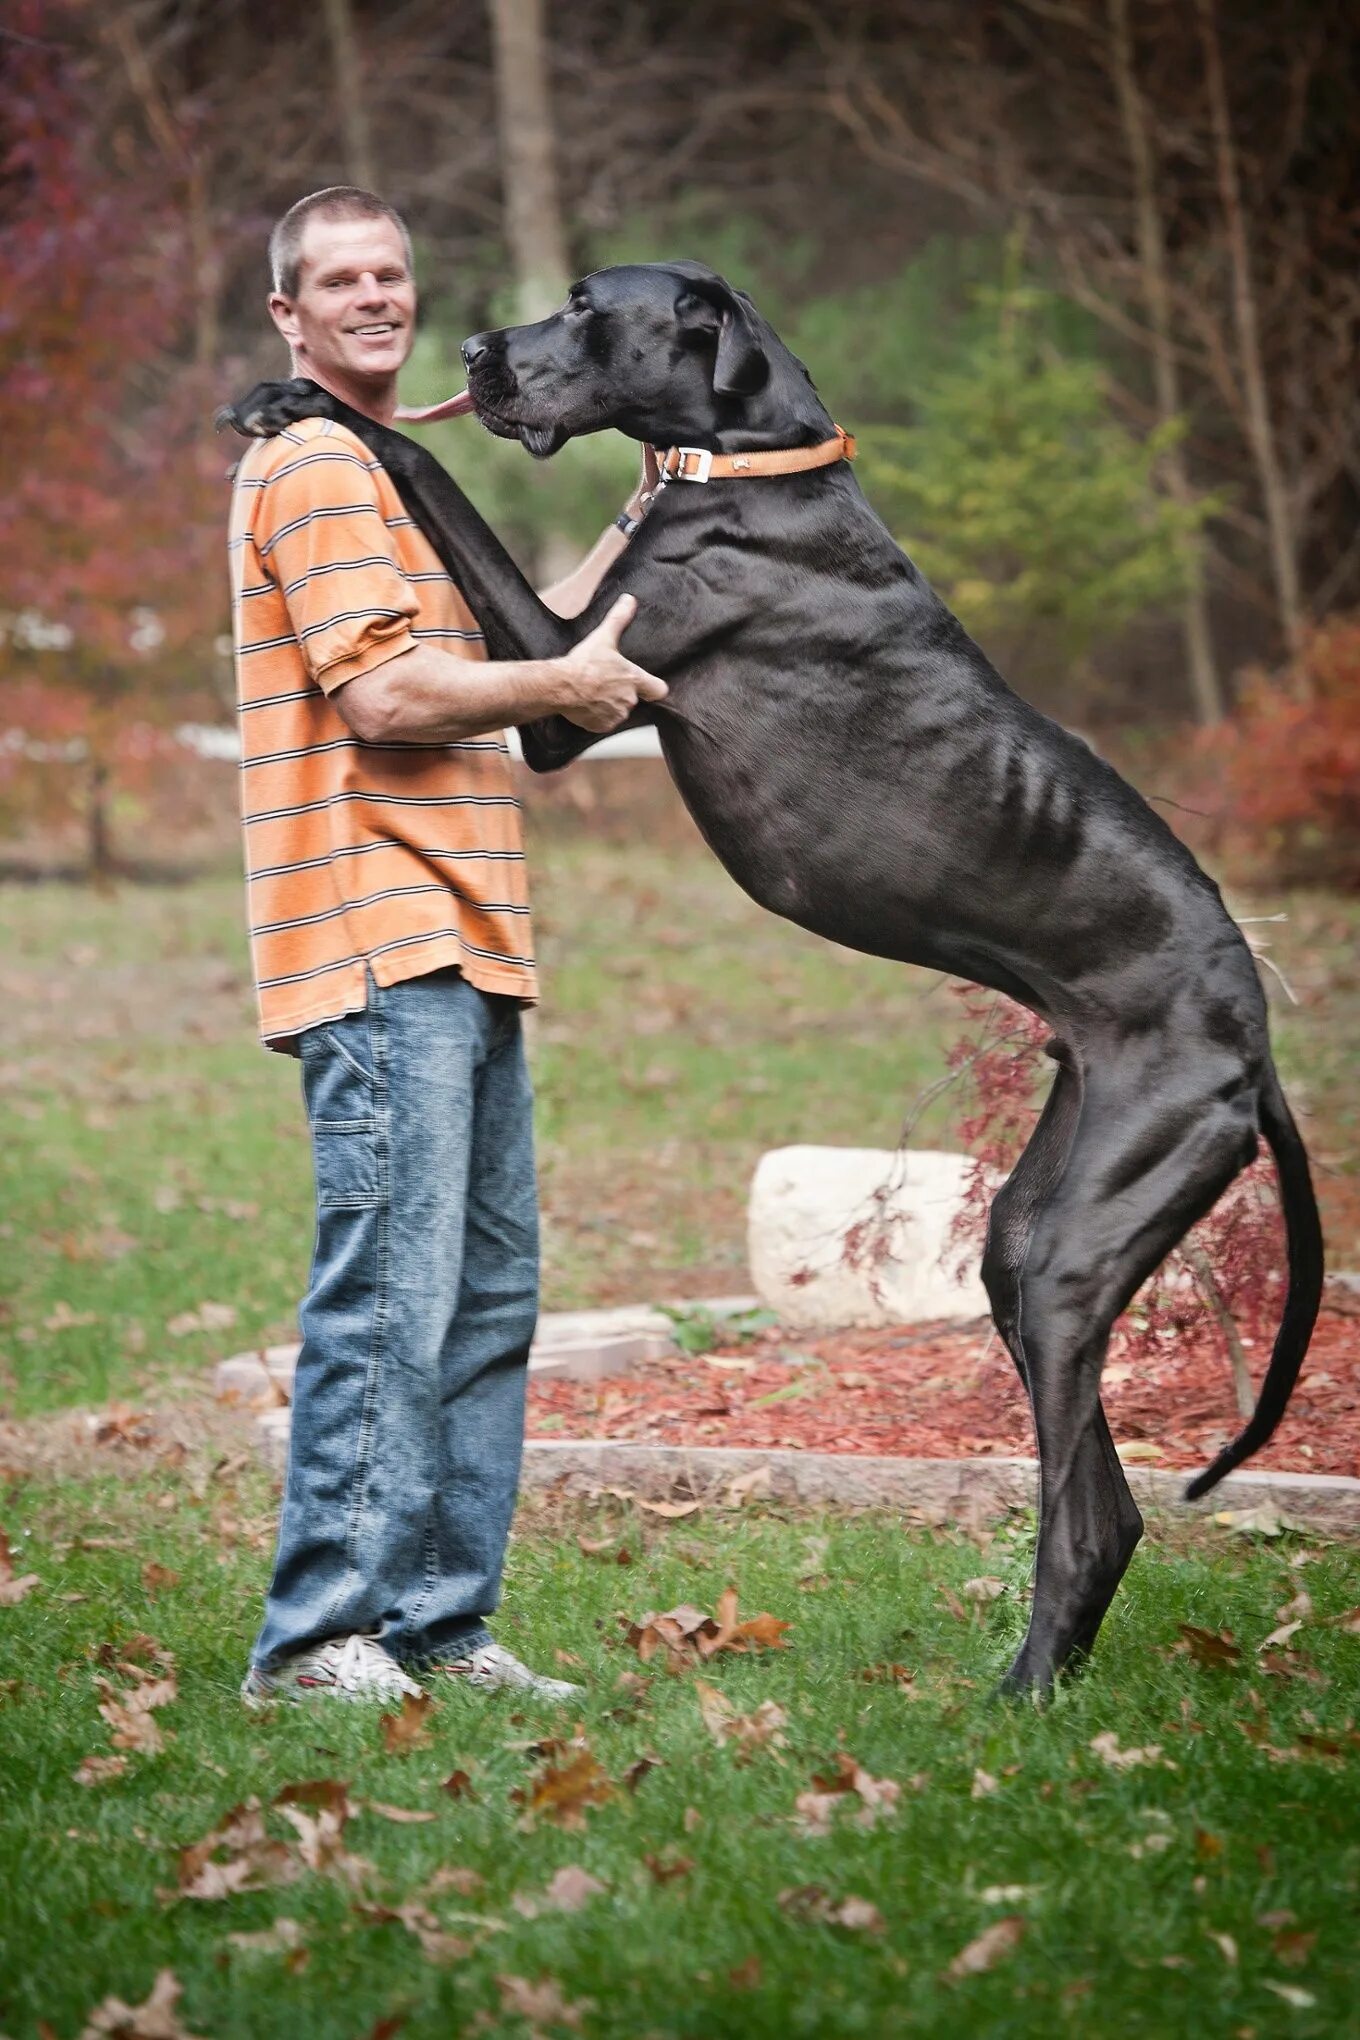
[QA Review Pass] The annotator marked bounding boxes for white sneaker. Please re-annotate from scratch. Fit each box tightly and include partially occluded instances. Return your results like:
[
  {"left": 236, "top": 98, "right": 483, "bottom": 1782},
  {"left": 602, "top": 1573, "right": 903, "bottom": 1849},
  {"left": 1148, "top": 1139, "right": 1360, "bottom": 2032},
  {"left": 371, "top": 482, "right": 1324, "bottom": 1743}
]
[
  {"left": 432, "top": 1640, "right": 583, "bottom": 1701},
  {"left": 242, "top": 1633, "right": 424, "bottom": 1707}
]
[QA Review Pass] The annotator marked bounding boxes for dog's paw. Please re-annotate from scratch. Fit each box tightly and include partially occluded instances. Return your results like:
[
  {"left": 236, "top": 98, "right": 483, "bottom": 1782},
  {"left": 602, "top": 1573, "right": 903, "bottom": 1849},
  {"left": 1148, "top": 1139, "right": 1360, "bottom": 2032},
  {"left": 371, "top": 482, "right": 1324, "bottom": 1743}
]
[{"left": 215, "top": 377, "right": 339, "bottom": 439}]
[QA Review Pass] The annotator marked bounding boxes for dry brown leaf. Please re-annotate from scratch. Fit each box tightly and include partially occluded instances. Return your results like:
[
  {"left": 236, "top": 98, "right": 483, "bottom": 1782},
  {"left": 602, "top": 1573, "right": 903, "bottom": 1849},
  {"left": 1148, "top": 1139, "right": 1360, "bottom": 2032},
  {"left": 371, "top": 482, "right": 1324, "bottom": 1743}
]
[
  {"left": 1206, "top": 1930, "right": 1238, "bottom": 1965},
  {"left": 364, "top": 1802, "right": 437, "bottom": 1825},
  {"left": 1272, "top": 1927, "right": 1317, "bottom": 1966},
  {"left": 225, "top": 1917, "right": 305, "bottom": 1958},
  {"left": 140, "top": 1564, "right": 181, "bottom": 1594},
  {"left": 621, "top": 1752, "right": 662, "bottom": 1791},
  {"left": 440, "top": 1768, "right": 479, "bottom": 1801},
  {"left": 495, "top": 1974, "right": 595, "bottom": 2030},
  {"left": 1176, "top": 1623, "right": 1242, "bottom": 1669},
  {"left": 943, "top": 1915, "right": 1026, "bottom": 1980},
  {"left": 728, "top": 1955, "right": 763, "bottom": 1989},
  {"left": 0, "top": 1525, "right": 40, "bottom": 1605},
  {"left": 74, "top": 1754, "right": 130, "bottom": 1787},
  {"left": 380, "top": 1692, "right": 435, "bottom": 1755},
  {"left": 172, "top": 1800, "right": 297, "bottom": 1903},
  {"left": 682, "top": 1806, "right": 702, "bottom": 1833},
  {"left": 426, "top": 1865, "right": 485, "bottom": 1899},
  {"left": 971, "top": 1768, "right": 999, "bottom": 1799},
  {"left": 793, "top": 1753, "right": 901, "bottom": 1834},
  {"left": 77, "top": 1967, "right": 207, "bottom": 2039},
  {"left": 961, "top": 1577, "right": 1006, "bottom": 1604},
  {"left": 511, "top": 1745, "right": 614, "bottom": 1829},
  {"left": 777, "top": 1885, "right": 885, "bottom": 1932},
  {"left": 273, "top": 1779, "right": 349, "bottom": 1817},
  {"left": 97, "top": 1688, "right": 167, "bottom": 1758},
  {"left": 166, "top": 1301, "right": 237, "bottom": 1337},
  {"left": 1088, "top": 1732, "right": 1166, "bottom": 1771},
  {"left": 541, "top": 1866, "right": 607, "bottom": 1912},
  {"left": 693, "top": 1679, "right": 788, "bottom": 1761},
  {"left": 277, "top": 1804, "right": 373, "bottom": 1888},
  {"left": 359, "top": 1901, "right": 473, "bottom": 1965},
  {"left": 643, "top": 1850, "right": 694, "bottom": 1884}
]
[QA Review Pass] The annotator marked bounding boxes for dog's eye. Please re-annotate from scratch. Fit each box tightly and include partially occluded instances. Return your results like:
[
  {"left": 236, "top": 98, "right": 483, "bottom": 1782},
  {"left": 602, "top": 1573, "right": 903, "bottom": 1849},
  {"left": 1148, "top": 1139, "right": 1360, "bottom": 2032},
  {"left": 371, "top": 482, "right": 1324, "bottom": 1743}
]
[{"left": 563, "top": 299, "right": 592, "bottom": 322}]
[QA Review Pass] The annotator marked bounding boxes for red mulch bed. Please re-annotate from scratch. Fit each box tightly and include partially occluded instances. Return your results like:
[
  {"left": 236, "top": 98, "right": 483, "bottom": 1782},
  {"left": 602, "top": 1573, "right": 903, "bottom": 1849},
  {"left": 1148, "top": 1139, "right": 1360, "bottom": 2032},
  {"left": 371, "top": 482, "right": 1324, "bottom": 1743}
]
[{"left": 527, "top": 1295, "right": 1360, "bottom": 1481}]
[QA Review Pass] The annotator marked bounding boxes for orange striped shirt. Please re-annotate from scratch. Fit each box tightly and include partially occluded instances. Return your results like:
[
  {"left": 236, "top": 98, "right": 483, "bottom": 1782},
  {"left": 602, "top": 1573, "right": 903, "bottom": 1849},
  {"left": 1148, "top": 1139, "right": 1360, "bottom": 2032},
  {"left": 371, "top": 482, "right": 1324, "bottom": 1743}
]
[{"left": 228, "top": 417, "right": 536, "bottom": 1049}]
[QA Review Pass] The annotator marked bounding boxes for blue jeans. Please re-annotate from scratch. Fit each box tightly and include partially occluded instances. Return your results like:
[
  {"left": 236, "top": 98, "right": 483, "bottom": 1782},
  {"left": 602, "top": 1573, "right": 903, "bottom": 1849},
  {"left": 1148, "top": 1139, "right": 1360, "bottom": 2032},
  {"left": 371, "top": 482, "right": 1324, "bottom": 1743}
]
[{"left": 253, "top": 967, "right": 539, "bottom": 1672}]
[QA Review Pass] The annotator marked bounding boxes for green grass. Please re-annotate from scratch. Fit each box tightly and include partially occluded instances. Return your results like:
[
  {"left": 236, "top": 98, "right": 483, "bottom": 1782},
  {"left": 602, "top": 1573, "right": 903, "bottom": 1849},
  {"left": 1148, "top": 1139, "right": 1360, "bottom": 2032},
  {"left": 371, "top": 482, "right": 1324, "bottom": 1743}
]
[
  {"left": 2, "top": 1467, "right": 1358, "bottom": 2039},
  {"left": 0, "top": 847, "right": 958, "bottom": 1419},
  {"left": 2, "top": 851, "right": 1357, "bottom": 1422}
]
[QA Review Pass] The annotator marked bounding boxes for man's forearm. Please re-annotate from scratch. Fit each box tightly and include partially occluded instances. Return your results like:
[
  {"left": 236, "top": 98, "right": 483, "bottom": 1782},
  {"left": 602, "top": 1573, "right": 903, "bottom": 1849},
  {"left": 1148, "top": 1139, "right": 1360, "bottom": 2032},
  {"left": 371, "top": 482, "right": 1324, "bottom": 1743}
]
[
  {"left": 338, "top": 642, "right": 576, "bottom": 745},
  {"left": 538, "top": 523, "right": 630, "bottom": 620}
]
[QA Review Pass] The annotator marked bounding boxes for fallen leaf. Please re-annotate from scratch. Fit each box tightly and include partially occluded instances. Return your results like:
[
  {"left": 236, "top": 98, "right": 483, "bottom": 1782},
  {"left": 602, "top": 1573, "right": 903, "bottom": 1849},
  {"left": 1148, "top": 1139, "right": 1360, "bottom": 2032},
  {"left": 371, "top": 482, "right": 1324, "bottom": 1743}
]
[
  {"left": 273, "top": 1779, "right": 349, "bottom": 1817},
  {"left": 1212, "top": 1505, "right": 1308, "bottom": 1538},
  {"left": 364, "top": 1802, "right": 437, "bottom": 1825},
  {"left": 0, "top": 1526, "right": 40, "bottom": 1605},
  {"left": 74, "top": 1755, "right": 130, "bottom": 1787},
  {"left": 380, "top": 1692, "right": 435, "bottom": 1754},
  {"left": 440, "top": 1768, "right": 478, "bottom": 1801},
  {"left": 277, "top": 1803, "right": 373, "bottom": 1888},
  {"left": 777, "top": 1885, "right": 884, "bottom": 1932},
  {"left": 621, "top": 1752, "right": 661, "bottom": 1791},
  {"left": 541, "top": 1866, "right": 607, "bottom": 1912},
  {"left": 77, "top": 1968, "right": 207, "bottom": 2039},
  {"left": 359, "top": 1902, "right": 473, "bottom": 1965},
  {"left": 693, "top": 1680, "right": 788, "bottom": 1760},
  {"left": 511, "top": 1745, "right": 614, "bottom": 1829},
  {"left": 1089, "top": 1733, "right": 1165, "bottom": 1771},
  {"left": 166, "top": 1302, "right": 237, "bottom": 1338},
  {"left": 728, "top": 1956, "right": 763, "bottom": 1989},
  {"left": 1176, "top": 1623, "right": 1242, "bottom": 1669},
  {"left": 971, "top": 1768, "right": 999, "bottom": 1799},
  {"left": 643, "top": 1850, "right": 694, "bottom": 1884},
  {"left": 225, "top": 1917, "right": 306, "bottom": 1958},
  {"left": 961, "top": 1577, "right": 1006, "bottom": 1604},
  {"left": 172, "top": 1800, "right": 297, "bottom": 1902},
  {"left": 1206, "top": 1930, "right": 1238, "bottom": 1964},
  {"left": 724, "top": 1462, "right": 774, "bottom": 1507},
  {"left": 426, "top": 1866, "right": 485, "bottom": 1899},
  {"left": 1272, "top": 1927, "right": 1317, "bottom": 1966},
  {"left": 683, "top": 1806, "right": 702, "bottom": 1833},
  {"left": 1262, "top": 1982, "right": 1316, "bottom": 2009},
  {"left": 943, "top": 1915, "right": 1026, "bottom": 1980},
  {"left": 140, "top": 1564, "right": 181, "bottom": 1594},
  {"left": 495, "top": 1975, "right": 595, "bottom": 2030},
  {"left": 978, "top": 1884, "right": 1038, "bottom": 1905}
]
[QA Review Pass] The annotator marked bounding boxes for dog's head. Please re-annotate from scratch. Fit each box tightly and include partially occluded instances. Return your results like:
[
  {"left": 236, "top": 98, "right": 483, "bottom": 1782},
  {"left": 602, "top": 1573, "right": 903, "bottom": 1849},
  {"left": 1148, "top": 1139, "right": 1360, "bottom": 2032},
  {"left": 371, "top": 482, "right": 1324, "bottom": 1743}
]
[{"left": 461, "top": 261, "right": 819, "bottom": 458}]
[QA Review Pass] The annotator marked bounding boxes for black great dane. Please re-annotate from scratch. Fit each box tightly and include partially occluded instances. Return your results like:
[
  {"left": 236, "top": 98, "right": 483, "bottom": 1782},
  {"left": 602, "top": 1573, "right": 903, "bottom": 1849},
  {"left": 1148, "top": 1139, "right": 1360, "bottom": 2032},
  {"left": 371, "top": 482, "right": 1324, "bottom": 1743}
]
[{"left": 226, "top": 260, "right": 1323, "bottom": 1696}]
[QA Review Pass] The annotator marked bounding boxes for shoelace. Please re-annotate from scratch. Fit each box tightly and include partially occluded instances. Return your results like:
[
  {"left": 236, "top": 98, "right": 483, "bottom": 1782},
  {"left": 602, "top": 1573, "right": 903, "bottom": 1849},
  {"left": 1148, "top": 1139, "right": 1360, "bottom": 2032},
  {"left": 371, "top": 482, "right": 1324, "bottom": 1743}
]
[{"left": 327, "top": 1634, "right": 401, "bottom": 1693}]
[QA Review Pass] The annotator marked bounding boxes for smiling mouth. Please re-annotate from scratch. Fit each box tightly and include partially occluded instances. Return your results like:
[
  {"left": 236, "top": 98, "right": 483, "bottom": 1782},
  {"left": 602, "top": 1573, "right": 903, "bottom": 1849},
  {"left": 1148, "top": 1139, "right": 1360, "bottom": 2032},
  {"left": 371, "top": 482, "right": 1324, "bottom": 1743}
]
[{"left": 349, "top": 323, "right": 401, "bottom": 339}]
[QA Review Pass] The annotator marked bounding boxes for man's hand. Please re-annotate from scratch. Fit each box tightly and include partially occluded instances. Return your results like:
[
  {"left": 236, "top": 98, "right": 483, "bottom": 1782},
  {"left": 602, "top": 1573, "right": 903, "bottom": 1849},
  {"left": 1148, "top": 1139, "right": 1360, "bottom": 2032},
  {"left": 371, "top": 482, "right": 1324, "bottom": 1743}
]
[{"left": 553, "top": 595, "right": 668, "bottom": 733}]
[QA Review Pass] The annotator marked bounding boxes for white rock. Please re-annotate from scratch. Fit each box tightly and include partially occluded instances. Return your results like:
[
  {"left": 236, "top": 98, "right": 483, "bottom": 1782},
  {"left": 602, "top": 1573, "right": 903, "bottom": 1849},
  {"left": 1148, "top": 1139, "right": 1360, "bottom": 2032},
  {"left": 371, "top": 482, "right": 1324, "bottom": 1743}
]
[{"left": 747, "top": 1146, "right": 989, "bottom": 1330}]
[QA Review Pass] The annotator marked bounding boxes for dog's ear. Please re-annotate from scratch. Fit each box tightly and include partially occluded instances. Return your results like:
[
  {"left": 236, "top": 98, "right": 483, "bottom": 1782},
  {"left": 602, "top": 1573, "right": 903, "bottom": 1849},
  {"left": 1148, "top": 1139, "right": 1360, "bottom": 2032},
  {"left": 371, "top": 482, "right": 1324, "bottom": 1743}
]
[{"left": 675, "top": 281, "right": 769, "bottom": 398}]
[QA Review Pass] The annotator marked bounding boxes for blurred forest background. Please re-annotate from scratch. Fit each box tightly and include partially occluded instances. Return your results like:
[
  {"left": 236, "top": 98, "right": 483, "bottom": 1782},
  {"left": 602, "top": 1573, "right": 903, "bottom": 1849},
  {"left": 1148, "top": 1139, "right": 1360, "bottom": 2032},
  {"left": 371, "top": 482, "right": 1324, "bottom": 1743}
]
[{"left": 1, "top": 0, "right": 1358, "bottom": 882}]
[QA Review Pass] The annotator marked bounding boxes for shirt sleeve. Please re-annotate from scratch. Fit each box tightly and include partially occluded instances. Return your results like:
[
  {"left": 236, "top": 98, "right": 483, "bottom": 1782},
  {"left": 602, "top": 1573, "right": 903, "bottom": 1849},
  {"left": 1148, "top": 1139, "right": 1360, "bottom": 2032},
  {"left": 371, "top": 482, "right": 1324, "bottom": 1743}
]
[{"left": 254, "top": 435, "right": 418, "bottom": 693}]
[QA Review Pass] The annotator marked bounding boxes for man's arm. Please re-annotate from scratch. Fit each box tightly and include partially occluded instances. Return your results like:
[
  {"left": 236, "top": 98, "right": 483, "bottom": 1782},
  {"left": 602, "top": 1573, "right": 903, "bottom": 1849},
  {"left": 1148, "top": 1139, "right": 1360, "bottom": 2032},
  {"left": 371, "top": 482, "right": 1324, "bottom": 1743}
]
[
  {"left": 333, "top": 593, "right": 666, "bottom": 744},
  {"left": 538, "top": 452, "right": 661, "bottom": 619}
]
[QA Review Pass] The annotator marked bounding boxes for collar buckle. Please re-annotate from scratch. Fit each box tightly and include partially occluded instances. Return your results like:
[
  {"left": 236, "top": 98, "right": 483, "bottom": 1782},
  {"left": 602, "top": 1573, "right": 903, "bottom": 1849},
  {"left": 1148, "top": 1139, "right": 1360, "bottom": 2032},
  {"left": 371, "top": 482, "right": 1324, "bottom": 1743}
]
[{"left": 672, "top": 445, "right": 714, "bottom": 483}]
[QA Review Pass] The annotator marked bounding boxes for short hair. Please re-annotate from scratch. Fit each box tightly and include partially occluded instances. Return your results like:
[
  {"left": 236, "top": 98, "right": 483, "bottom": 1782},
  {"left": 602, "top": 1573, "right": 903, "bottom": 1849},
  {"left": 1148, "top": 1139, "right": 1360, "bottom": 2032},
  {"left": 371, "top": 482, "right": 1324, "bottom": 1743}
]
[{"left": 269, "top": 186, "right": 414, "bottom": 299}]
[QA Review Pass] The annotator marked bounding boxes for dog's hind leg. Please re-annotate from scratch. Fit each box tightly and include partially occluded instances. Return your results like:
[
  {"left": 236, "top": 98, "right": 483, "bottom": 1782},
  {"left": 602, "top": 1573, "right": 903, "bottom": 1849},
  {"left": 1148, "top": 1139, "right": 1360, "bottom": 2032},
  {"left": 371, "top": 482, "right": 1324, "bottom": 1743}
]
[
  {"left": 980, "top": 1053, "right": 1144, "bottom": 1682},
  {"left": 997, "top": 1046, "right": 1260, "bottom": 1696}
]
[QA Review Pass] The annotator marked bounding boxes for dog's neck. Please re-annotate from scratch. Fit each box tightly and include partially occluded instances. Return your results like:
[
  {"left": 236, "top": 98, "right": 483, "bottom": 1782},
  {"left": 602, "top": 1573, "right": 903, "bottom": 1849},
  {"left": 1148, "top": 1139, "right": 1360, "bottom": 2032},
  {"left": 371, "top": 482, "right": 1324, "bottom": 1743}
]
[{"left": 629, "top": 331, "right": 837, "bottom": 457}]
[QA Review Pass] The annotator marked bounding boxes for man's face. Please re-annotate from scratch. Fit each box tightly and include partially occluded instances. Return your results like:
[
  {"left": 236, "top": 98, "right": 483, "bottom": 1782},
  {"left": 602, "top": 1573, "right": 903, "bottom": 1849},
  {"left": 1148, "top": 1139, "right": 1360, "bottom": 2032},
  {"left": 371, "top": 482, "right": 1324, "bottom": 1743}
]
[{"left": 268, "top": 215, "right": 416, "bottom": 390}]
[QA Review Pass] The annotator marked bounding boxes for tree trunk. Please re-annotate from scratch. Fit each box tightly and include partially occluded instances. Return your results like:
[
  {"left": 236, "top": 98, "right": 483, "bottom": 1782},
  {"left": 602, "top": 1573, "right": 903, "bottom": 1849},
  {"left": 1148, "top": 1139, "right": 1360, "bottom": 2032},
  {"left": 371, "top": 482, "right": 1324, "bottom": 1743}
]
[
  {"left": 1196, "top": 0, "right": 1304, "bottom": 661},
  {"left": 487, "top": 0, "right": 576, "bottom": 579},
  {"left": 87, "top": 756, "right": 115, "bottom": 881},
  {"left": 1106, "top": 0, "right": 1224, "bottom": 726},
  {"left": 322, "top": 0, "right": 376, "bottom": 189},
  {"left": 487, "top": 0, "right": 571, "bottom": 323}
]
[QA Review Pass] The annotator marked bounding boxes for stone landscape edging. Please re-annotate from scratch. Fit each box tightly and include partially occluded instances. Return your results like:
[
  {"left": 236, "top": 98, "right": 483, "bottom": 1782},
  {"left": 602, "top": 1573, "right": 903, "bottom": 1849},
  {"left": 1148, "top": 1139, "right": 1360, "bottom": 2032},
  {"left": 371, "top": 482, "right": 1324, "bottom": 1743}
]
[{"left": 514, "top": 1439, "right": 1360, "bottom": 1534}]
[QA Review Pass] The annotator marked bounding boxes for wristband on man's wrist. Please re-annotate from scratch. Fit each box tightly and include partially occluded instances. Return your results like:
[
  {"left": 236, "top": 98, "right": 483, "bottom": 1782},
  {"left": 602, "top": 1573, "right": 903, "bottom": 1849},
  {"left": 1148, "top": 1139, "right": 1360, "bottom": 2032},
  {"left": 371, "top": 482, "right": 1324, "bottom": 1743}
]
[{"left": 615, "top": 508, "right": 642, "bottom": 539}]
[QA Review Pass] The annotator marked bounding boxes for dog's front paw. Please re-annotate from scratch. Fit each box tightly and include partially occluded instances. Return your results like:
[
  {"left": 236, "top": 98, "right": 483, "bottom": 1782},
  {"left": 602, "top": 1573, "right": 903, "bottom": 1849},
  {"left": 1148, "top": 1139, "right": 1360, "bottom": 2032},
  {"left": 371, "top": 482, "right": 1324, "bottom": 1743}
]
[{"left": 215, "top": 377, "right": 339, "bottom": 439}]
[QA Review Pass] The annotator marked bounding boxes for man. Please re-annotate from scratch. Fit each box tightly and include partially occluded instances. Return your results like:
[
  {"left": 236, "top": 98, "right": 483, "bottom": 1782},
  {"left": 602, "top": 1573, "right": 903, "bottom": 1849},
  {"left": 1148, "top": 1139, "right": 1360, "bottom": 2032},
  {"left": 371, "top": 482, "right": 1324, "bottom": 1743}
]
[{"left": 229, "top": 186, "right": 666, "bottom": 1705}]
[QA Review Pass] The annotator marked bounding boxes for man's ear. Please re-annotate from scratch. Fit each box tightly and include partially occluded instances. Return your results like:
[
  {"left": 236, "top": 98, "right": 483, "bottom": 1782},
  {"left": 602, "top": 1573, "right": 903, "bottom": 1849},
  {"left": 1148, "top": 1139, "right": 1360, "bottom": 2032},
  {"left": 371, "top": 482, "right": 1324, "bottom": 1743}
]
[
  {"left": 676, "top": 285, "right": 769, "bottom": 398},
  {"left": 268, "top": 292, "right": 301, "bottom": 349}
]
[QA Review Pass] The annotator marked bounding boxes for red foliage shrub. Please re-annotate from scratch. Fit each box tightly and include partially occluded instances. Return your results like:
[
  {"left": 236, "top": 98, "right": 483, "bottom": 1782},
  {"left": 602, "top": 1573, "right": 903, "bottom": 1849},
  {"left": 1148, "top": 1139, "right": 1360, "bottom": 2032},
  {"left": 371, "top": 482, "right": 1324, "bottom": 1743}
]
[
  {"left": 1200, "top": 616, "right": 1360, "bottom": 890},
  {"left": 944, "top": 985, "right": 1285, "bottom": 1402}
]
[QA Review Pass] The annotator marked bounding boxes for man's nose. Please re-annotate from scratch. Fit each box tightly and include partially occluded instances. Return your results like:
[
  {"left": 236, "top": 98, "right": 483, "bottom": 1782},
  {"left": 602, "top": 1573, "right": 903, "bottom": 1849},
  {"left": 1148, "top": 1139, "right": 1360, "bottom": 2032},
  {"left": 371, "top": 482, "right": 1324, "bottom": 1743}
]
[{"left": 462, "top": 334, "right": 490, "bottom": 370}]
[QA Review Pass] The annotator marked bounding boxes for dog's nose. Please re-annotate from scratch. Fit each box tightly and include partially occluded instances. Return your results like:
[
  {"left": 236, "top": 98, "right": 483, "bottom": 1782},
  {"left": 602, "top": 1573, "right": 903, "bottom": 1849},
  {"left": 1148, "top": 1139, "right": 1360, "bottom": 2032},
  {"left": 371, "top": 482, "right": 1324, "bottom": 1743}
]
[{"left": 461, "top": 334, "right": 490, "bottom": 370}]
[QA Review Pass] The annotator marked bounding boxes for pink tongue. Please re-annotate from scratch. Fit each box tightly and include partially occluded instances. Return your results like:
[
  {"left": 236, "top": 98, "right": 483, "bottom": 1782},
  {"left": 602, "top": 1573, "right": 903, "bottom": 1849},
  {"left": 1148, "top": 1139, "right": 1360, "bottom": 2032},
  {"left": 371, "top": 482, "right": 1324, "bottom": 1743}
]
[{"left": 394, "top": 389, "right": 475, "bottom": 424}]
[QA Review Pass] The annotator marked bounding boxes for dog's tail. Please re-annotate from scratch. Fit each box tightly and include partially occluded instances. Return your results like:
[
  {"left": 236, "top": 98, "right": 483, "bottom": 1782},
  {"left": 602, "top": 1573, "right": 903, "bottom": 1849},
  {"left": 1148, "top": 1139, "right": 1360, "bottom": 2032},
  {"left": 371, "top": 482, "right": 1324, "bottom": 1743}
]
[{"left": 1184, "top": 1065, "right": 1324, "bottom": 1501}]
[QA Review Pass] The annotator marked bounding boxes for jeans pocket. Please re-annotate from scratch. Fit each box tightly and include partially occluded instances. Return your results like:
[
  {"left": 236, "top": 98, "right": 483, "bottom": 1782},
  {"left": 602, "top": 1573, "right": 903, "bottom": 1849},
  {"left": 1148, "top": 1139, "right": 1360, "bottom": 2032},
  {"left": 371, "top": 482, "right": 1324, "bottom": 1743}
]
[{"left": 300, "top": 1016, "right": 383, "bottom": 1209}]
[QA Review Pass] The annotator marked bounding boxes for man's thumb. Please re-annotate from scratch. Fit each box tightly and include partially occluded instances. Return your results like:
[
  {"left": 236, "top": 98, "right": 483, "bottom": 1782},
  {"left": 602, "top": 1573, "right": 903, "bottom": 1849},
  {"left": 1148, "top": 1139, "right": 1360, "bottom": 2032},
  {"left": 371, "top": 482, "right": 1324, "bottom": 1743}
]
[{"left": 602, "top": 592, "right": 637, "bottom": 639}]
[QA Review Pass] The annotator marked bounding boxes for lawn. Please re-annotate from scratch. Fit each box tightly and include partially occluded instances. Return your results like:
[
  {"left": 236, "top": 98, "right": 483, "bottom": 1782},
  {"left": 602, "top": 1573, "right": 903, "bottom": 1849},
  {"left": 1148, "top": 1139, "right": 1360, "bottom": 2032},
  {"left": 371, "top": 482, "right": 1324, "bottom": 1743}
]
[
  {"left": 2, "top": 828, "right": 1358, "bottom": 2039},
  {"left": 2, "top": 1451, "right": 1358, "bottom": 2040},
  {"left": 1, "top": 830, "right": 1356, "bottom": 1421}
]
